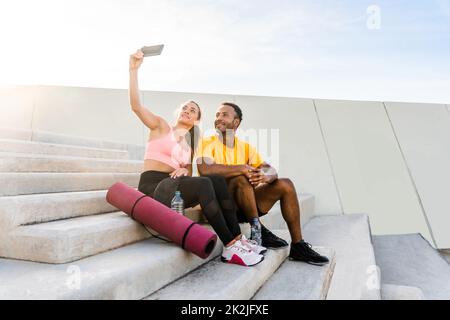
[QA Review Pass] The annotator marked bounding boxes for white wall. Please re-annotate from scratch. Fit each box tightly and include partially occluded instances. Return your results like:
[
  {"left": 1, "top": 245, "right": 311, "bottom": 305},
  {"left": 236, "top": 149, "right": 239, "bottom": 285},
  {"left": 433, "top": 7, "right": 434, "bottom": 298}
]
[
  {"left": 0, "top": 85, "right": 448, "bottom": 248},
  {"left": 384, "top": 102, "right": 450, "bottom": 248},
  {"left": 0, "top": 86, "right": 35, "bottom": 130},
  {"left": 32, "top": 86, "right": 143, "bottom": 145},
  {"left": 314, "top": 99, "right": 432, "bottom": 244}
]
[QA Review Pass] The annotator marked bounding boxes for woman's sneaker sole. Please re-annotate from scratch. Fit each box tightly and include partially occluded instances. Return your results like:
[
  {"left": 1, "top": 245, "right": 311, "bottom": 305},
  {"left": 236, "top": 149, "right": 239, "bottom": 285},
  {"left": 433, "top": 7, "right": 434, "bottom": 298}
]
[{"left": 221, "top": 255, "right": 265, "bottom": 267}]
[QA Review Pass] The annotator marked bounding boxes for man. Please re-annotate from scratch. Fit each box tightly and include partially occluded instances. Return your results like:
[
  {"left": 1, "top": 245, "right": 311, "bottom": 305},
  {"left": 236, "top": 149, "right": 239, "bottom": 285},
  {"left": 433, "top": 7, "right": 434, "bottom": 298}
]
[{"left": 196, "top": 102, "right": 329, "bottom": 266}]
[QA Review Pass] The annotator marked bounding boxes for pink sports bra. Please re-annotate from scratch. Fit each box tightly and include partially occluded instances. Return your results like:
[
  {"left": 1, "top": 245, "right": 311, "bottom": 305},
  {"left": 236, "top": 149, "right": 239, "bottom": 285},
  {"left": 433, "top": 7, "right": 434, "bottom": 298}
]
[{"left": 144, "top": 127, "right": 191, "bottom": 169}]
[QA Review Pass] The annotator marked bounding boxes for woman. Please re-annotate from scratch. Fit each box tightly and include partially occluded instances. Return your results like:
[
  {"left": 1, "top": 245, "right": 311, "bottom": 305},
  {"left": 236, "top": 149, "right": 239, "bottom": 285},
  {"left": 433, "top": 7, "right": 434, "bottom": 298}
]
[{"left": 129, "top": 49, "right": 266, "bottom": 266}]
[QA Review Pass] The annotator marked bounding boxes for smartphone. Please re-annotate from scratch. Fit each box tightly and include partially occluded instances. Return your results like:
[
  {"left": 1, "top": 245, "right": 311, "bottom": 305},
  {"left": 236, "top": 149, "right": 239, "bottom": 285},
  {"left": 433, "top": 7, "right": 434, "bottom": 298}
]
[{"left": 141, "top": 44, "right": 164, "bottom": 57}]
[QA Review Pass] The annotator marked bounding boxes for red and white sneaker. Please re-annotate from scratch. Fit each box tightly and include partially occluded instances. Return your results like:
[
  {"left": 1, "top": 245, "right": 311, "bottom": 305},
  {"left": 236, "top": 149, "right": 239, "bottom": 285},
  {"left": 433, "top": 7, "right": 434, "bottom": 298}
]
[
  {"left": 240, "top": 235, "right": 267, "bottom": 254},
  {"left": 221, "top": 241, "right": 264, "bottom": 266}
]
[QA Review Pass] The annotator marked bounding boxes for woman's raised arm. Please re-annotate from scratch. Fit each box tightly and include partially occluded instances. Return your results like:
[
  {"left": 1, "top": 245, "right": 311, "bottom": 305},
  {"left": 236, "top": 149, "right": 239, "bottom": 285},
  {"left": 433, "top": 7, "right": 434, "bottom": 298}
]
[{"left": 129, "top": 49, "right": 163, "bottom": 130}]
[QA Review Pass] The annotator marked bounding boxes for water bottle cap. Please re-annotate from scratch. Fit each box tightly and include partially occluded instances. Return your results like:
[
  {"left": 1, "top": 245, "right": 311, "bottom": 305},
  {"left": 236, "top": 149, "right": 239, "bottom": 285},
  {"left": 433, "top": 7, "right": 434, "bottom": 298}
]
[{"left": 175, "top": 191, "right": 181, "bottom": 195}]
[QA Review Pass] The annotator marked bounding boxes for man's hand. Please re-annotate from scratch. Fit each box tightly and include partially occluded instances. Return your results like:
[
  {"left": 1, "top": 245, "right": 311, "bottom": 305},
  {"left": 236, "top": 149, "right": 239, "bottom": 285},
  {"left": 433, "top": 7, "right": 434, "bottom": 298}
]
[
  {"left": 247, "top": 168, "right": 271, "bottom": 187},
  {"left": 240, "top": 165, "right": 258, "bottom": 179}
]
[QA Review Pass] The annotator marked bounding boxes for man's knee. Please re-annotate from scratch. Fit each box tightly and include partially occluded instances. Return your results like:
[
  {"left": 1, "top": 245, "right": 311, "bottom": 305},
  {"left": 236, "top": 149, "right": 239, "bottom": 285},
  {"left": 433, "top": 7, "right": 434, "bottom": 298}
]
[
  {"left": 275, "top": 178, "right": 296, "bottom": 194},
  {"left": 229, "top": 175, "right": 252, "bottom": 189}
]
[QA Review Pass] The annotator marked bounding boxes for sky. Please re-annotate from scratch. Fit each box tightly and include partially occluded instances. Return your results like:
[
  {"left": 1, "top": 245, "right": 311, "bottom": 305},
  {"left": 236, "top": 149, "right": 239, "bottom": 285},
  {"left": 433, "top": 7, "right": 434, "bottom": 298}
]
[{"left": 0, "top": 0, "right": 449, "bottom": 104}]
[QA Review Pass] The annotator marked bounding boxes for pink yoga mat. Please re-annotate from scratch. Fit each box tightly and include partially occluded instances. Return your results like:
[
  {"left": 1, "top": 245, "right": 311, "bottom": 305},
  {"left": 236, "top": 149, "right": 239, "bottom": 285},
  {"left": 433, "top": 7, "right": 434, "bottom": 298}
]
[{"left": 106, "top": 182, "right": 217, "bottom": 259}]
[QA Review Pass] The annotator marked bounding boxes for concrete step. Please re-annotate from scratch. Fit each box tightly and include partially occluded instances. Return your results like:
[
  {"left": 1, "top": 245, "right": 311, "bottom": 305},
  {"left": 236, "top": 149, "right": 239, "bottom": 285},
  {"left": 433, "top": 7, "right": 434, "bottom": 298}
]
[
  {"left": 0, "top": 127, "right": 144, "bottom": 160},
  {"left": 373, "top": 234, "right": 450, "bottom": 300},
  {"left": 145, "top": 230, "right": 290, "bottom": 300},
  {"left": 252, "top": 247, "right": 336, "bottom": 300},
  {"left": 0, "top": 172, "right": 139, "bottom": 196},
  {"left": 0, "top": 191, "right": 213, "bottom": 230},
  {"left": 0, "top": 212, "right": 151, "bottom": 264},
  {"left": 0, "top": 190, "right": 117, "bottom": 229},
  {"left": 302, "top": 214, "right": 381, "bottom": 300},
  {"left": 0, "top": 152, "right": 143, "bottom": 173},
  {"left": 260, "top": 193, "right": 315, "bottom": 231},
  {"left": 0, "top": 138, "right": 129, "bottom": 160},
  {"left": 381, "top": 284, "right": 425, "bottom": 300},
  {"left": 0, "top": 237, "right": 223, "bottom": 299}
]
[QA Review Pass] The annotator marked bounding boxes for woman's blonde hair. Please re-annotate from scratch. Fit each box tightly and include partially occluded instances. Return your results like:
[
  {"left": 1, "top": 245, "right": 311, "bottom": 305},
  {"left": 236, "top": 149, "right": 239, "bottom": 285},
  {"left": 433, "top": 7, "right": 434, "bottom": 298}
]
[{"left": 178, "top": 100, "right": 202, "bottom": 163}]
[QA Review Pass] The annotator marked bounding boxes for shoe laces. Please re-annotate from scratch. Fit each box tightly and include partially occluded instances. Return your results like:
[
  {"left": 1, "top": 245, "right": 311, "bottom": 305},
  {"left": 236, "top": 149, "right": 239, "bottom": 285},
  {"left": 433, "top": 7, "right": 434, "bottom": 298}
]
[
  {"left": 301, "top": 241, "right": 321, "bottom": 257},
  {"left": 232, "top": 240, "right": 253, "bottom": 254},
  {"left": 241, "top": 236, "right": 258, "bottom": 247},
  {"left": 245, "top": 239, "right": 259, "bottom": 247}
]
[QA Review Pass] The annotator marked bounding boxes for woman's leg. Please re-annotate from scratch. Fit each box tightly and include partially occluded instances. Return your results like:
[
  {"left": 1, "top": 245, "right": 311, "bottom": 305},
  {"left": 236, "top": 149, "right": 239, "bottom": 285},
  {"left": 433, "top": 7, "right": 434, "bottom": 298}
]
[
  {"left": 203, "top": 175, "right": 241, "bottom": 238},
  {"left": 177, "top": 176, "right": 237, "bottom": 246},
  {"left": 138, "top": 170, "right": 169, "bottom": 196}
]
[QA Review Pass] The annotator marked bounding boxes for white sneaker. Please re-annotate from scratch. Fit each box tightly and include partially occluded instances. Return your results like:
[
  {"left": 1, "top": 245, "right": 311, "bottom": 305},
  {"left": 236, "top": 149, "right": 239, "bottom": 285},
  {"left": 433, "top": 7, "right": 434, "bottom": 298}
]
[
  {"left": 239, "top": 235, "right": 267, "bottom": 254},
  {"left": 221, "top": 240, "right": 264, "bottom": 267}
]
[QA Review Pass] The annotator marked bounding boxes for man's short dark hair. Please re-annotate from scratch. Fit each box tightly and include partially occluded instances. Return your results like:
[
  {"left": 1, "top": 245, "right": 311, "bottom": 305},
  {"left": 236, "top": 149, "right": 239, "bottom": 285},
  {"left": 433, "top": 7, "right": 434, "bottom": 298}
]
[{"left": 222, "top": 102, "right": 243, "bottom": 122}]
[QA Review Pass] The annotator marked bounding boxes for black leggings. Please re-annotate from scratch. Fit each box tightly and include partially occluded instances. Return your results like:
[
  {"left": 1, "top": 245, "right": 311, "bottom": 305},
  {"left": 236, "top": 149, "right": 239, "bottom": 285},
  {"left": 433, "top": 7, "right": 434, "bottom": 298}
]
[{"left": 138, "top": 171, "right": 241, "bottom": 245}]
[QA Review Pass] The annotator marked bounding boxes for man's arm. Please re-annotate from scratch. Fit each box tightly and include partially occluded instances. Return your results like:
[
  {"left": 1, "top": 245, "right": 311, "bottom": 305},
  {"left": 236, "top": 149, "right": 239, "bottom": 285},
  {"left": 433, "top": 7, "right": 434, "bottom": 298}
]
[{"left": 196, "top": 157, "right": 256, "bottom": 178}]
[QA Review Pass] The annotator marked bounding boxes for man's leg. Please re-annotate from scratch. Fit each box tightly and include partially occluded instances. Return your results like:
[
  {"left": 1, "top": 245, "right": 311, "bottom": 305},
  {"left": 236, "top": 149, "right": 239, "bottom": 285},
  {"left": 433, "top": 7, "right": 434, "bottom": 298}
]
[
  {"left": 254, "top": 178, "right": 303, "bottom": 243},
  {"left": 226, "top": 175, "right": 259, "bottom": 221},
  {"left": 256, "top": 178, "right": 329, "bottom": 266},
  {"left": 227, "top": 176, "right": 290, "bottom": 248}
]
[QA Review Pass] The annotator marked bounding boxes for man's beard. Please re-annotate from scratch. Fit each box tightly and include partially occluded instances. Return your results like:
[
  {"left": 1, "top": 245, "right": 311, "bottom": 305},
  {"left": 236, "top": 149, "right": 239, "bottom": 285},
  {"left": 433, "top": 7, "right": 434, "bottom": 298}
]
[{"left": 215, "top": 125, "right": 234, "bottom": 133}]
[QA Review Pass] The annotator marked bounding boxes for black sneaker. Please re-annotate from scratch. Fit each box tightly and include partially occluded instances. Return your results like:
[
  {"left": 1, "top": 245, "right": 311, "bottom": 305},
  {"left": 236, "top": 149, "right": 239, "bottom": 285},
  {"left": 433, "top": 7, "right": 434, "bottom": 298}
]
[
  {"left": 289, "top": 240, "right": 329, "bottom": 266},
  {"left": 260, "top": 225, "right": 289, "bottom": 249}
]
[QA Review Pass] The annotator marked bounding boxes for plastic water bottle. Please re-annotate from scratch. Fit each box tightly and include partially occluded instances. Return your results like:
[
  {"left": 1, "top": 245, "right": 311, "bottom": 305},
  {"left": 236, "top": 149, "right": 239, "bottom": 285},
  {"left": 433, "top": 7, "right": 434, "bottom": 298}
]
[
  {"left": 171, "top": 191, "right": 184, "bottom": 215},
  {"left": 250, "top": 218, "right": 262, "bottom": 246}
]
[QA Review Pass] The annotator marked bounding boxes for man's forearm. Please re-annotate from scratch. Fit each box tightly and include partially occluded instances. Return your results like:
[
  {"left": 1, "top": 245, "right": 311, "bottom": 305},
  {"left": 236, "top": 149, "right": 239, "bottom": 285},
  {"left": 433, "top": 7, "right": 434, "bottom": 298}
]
[{"left": 197, "top": 163, "right": 244, "bottom": 178}]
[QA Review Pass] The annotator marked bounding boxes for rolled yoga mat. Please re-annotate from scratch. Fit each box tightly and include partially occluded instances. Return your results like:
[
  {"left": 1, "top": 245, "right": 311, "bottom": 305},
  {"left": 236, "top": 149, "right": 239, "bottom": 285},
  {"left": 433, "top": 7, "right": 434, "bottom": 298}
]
[{"left": 106, "top": 182, "right": 217, "bottom": 259}]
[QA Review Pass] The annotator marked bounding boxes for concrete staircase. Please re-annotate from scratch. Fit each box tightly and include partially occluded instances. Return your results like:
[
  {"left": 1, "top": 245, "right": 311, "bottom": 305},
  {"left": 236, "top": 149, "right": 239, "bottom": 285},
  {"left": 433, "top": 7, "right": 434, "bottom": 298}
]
[
  {"left": 0, "top": 133, "right": 149, "bottom": 264},
  {"left": 0, "top": 129, "right": 382, "bottom": 300}
]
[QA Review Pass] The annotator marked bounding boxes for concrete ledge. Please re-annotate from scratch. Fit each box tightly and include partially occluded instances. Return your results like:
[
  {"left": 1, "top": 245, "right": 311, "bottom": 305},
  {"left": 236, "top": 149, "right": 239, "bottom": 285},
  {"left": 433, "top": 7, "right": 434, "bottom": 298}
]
[
  {"left": 253, "top": 247, "right": 336, "bottom": 300},
  {"left": 381, "top": 284, "right": 425, "bottom": 300},
  {"left": 0, "top": 172, "right": 139, "bottom": 196},
  {"left": 373, "top": 234, "right": 450, "bottom": 300},
  {"left": 0, "top": 237, "right": 223, "bottom": 299},
  {"left": 0, "top": 192, "right": 210, "bottom": 230},
  {"left": 0, "top": 152, "right": 143, "bottom": 173},
  {"left": 0, "top": 139, "right": 129, "bottom": 159},
  {"left": 145, "top": 230, "right": 290, "bottom": 300},
  {"left": 0, "top": 190, "right": 117, "bottom": 229},
  {"left": 303, "top": 214, "right": 381, "bottom": 300},
  {"left": 0, "top": 212, "right": 151, "bottom": 263}
]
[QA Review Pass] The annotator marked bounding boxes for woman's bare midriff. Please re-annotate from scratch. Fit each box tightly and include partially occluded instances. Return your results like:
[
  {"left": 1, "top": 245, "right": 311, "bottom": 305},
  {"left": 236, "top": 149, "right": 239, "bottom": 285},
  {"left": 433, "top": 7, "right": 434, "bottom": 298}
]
[{"left": 143, "top": 159, "right": 176, "bottom": 173}]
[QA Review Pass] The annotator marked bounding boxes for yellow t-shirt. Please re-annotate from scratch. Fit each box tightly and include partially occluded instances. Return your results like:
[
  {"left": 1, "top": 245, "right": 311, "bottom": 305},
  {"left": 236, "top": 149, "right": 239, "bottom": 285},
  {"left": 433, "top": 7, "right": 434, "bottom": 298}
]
[{"left": 196, "top": 135, "right": 264, "bottom": 168}]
